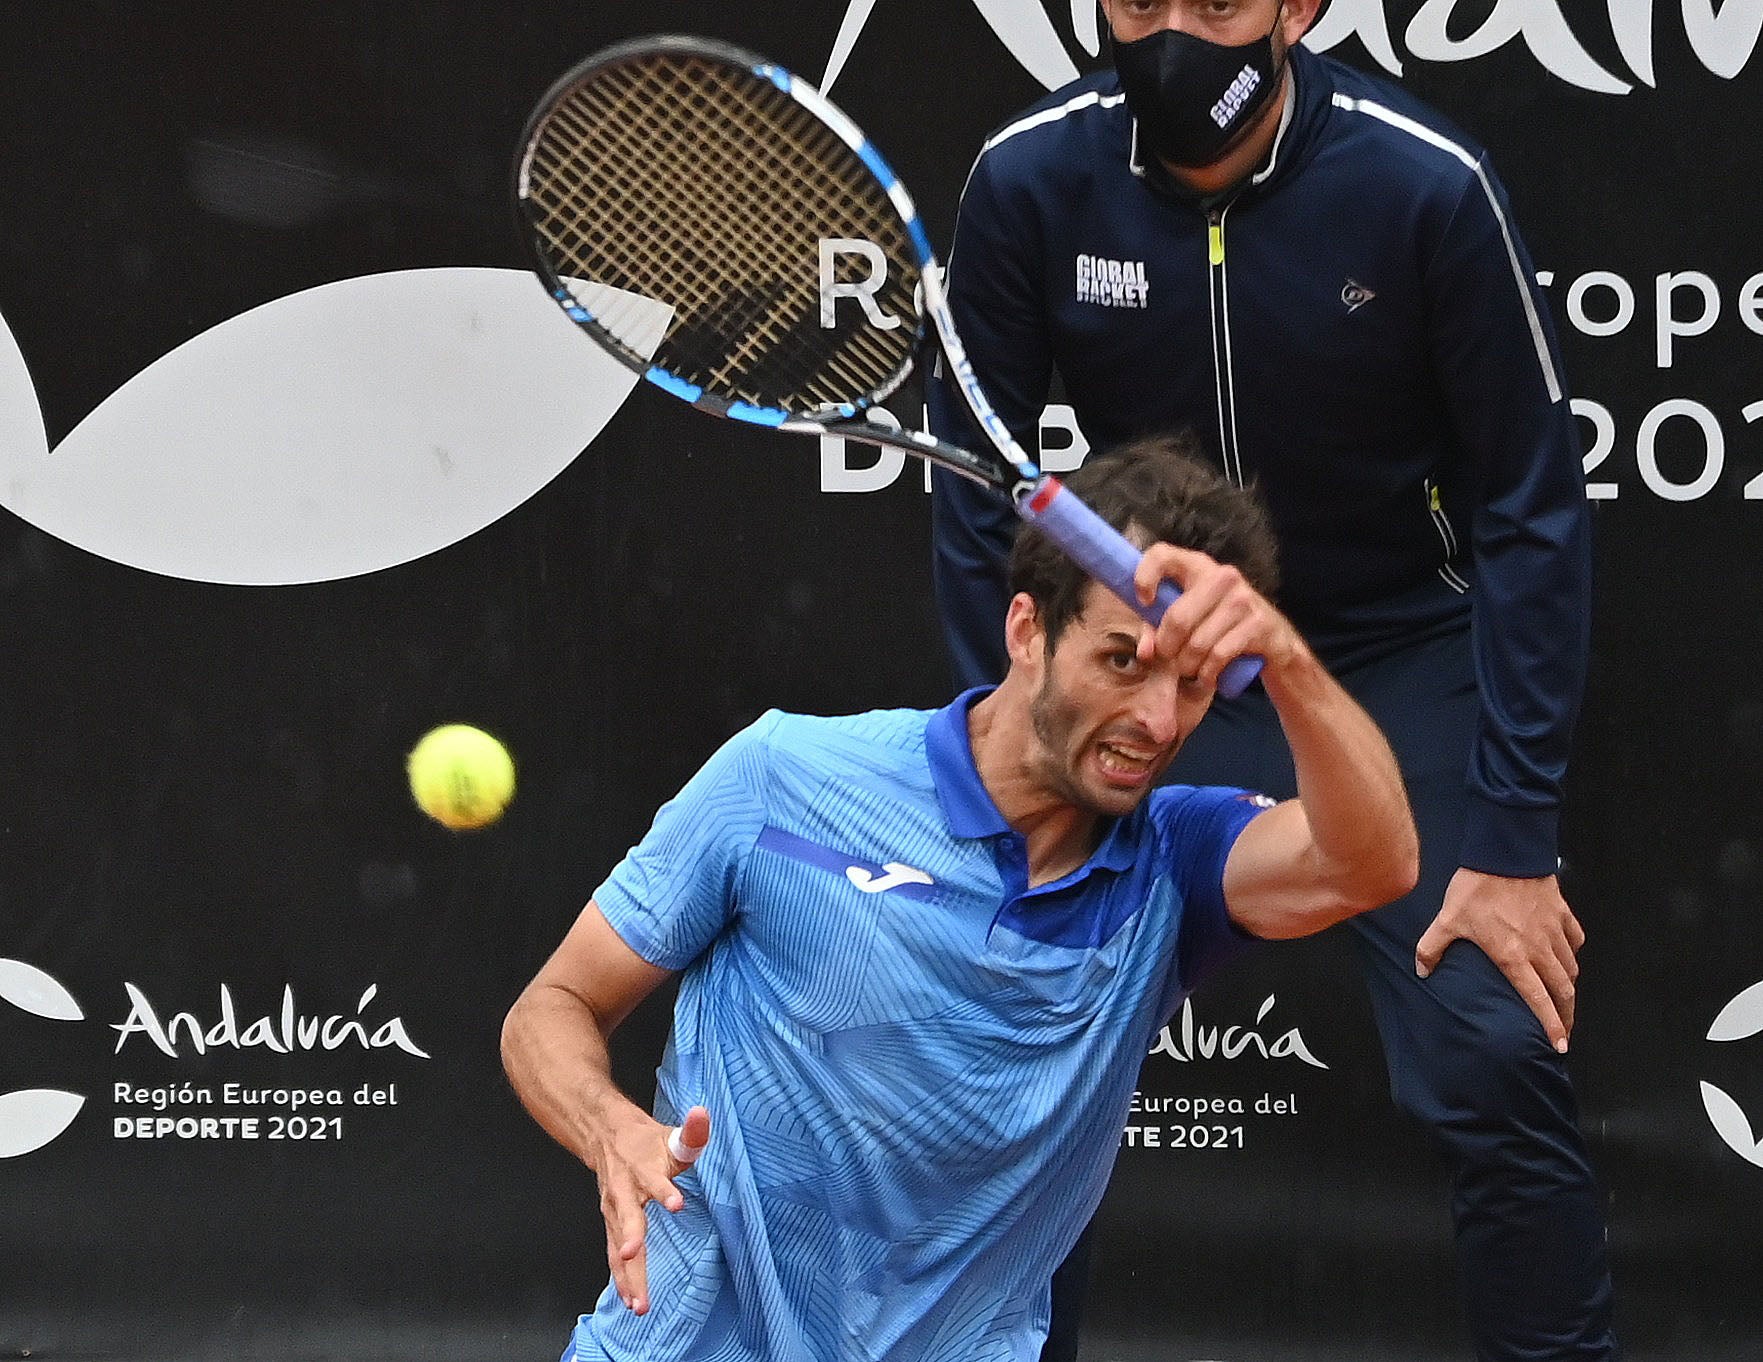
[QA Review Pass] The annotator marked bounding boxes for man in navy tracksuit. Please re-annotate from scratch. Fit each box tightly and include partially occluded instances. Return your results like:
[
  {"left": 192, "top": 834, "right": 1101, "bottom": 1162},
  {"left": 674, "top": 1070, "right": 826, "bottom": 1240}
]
[{"left": 928, "top": 2, "right": 1617, "bottom": 1359}]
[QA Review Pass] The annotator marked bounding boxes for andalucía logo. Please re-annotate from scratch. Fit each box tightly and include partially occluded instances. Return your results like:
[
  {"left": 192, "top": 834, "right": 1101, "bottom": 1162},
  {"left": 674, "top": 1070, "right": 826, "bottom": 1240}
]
[
  {"left": 1701, "top": 979, "right": 1763, "bottom": 1169},
  {"left": 1148, "top": 994, "right": 1328, "bottom": 1069},
  {"left": 0, "top": 958, "right": 431, "bottom": 1160},
  {"left": 0, "top": 959, "right": 87, "bottom": 1159},
  {"left": 110, "top": 983, "right": 430, "bottom": 1058},
  {"left": 821, "top": 0, "right": 1762, "bottom": 97}
]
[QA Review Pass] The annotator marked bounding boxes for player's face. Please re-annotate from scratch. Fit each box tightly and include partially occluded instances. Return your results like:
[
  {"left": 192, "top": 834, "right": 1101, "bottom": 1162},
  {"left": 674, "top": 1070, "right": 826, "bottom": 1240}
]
[{"left": 1026, "top": 584, "right": 1215, "bottom": 818}]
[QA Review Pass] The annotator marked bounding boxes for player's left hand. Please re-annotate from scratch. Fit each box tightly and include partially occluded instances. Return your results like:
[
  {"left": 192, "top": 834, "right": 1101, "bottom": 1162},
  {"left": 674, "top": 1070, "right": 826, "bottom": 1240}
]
[
  {"left": 599, "top": 1102, "right": 711, "bottom": 1316},
  {"left": 1414, "top": 869, "right": 1585, "bottom": 1053}
]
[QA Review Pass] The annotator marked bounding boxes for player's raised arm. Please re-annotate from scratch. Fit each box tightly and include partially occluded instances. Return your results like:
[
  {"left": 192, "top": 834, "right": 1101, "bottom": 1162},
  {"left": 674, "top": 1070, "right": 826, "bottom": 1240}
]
[
  {"left": 1131, "top": 544, "right": 1419, "bottom": 939},
  {"left": 501, "top": 901, "right": 709, "bottom": 1317}
]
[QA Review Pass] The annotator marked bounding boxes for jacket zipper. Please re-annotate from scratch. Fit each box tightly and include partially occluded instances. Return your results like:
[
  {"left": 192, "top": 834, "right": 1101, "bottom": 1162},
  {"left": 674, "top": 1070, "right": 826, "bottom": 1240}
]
[
  {"left": 1211, "top": 199, "right": 1469, "bottom": 597},
  {"left": 1426, "top": 477, "right": 1470, "bottom": 592},
  {"left": 1207, "top": 206, "right": 1245, "bottom": 487}
]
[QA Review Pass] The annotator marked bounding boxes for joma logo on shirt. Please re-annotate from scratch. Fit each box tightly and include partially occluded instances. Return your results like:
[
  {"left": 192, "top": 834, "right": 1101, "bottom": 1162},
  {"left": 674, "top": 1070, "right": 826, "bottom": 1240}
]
[
  {"left": 1076, "top": 255, "right": 1149, "bottom": 309},
  {"left": 846, "top": 862, "right": 935, "bottom": 893}
]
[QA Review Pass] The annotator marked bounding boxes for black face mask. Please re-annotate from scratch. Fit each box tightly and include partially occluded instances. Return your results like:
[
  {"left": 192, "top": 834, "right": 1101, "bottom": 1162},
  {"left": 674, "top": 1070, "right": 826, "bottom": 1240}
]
[{"left": 1112, "top": 11, "right": 1286, "bottom": 169}]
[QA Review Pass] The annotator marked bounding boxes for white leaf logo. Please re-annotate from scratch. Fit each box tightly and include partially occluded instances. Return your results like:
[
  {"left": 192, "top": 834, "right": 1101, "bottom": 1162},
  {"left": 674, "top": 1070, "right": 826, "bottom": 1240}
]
[
  {"left": 1707, "top": 979, "right": 1763, "bottom": 1043},
  {"left": 0, "top": 1090, "right": 88, "bottom": 1160},
  {"left": 0, "top": 958, "right": 85, "bottom": 1022},
  {"left": 1701, "top": 980, "right": 1763, "bottom": 1169},
  {"left": 1700, "top": 1081, "right": 1763, "bottom": 1169},
  {"left": 0, "top": 301, "right": 49, "bottom": 466},
  {"left": 826, "top": 0, "right": 1085, "bottom": 93},
  {"left": 0, "top": 267, "right": 663, "bottom": 585},
  {"left": 970, "top": 0, "right": 1084, "bottom": 89},
  {"left": 0, "top": 961, "right": 89, "bottom": 1158}
]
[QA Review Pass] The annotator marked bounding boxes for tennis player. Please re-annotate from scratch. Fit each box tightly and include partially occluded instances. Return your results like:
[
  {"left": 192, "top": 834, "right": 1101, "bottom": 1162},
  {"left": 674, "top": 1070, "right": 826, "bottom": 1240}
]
[{"left": 503, "top": 437, "right": 1417, "bottom": 1361}]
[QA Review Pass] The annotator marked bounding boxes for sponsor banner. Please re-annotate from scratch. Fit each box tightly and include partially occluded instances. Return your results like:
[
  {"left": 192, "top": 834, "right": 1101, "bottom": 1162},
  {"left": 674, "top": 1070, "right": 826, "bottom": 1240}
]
[
  {"left": 1123, "top": 993, "right": 1323, "bottom": 1156},
  {"left": 105, "top": 979, "right": 425, "bottom": 1148},
  {"left": 1, "top": 3, "right": 1760, "bottom": 1359},
  {"left": 1, "top": 960, "right": 432, "bottom": 1159}
]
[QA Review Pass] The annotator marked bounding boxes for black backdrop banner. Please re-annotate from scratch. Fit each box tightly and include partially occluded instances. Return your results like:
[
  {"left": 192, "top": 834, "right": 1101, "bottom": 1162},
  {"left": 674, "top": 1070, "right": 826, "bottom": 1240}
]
[{"left": 2, "top": 4, "right": 1760, "bottom": 1360}]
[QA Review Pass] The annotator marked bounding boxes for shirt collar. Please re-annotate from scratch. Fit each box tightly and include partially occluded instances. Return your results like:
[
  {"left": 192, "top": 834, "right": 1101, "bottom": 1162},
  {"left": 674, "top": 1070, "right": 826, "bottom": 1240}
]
[
  {"left": 1089, "top": 807, "right": 1142, "bottom": 874},
  {"left": 926, "top": 687, "right": 1012, "bottom": 839},
  {"left": 925, "top": 687, "right": 1145, "bottom": 873}
]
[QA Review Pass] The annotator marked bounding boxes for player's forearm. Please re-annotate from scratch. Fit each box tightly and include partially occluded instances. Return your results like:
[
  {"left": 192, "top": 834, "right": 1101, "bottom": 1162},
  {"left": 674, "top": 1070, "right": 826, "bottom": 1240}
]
[
  {"left": 1261, "top": 646, "right": 1419, "bottom": 920},
  {"left": 501, "top": 983, "right": 648, "bottom": 1172}
]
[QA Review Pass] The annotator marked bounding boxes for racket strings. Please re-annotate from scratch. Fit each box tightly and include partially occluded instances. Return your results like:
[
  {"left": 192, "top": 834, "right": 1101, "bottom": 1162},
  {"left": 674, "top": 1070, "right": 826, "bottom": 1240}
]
[
  {"left": 524, "top": 52, "right": 918, "bottom": 412},
  {"left": 550, "top": 69, "right": 812, "bottom": 305},
  {"left": 537, "top": 60, "right": 909, "bottom": 402},
  {"left": 539, "top": 90, "right": 798, "bottom": 363},
  {"left": 545, "top": 58, "right": 881, "bottom": 314}
]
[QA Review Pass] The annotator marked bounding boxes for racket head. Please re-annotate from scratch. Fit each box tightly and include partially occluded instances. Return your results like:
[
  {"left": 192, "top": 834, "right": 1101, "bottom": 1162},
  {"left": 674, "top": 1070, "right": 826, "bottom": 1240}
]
[{"left": 515, "top": 35, "right": 932, "bottom": 427}]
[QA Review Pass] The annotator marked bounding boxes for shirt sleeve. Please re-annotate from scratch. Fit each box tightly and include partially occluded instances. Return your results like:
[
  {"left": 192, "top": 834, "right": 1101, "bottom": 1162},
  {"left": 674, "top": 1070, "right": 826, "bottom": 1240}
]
[
  {"left": 928, "top": 146, "right": 1054, "bottom": 691},
  {"left": 1156, "top": 787, "right": 1271, "bottom": 1005},
  {"left": 593, "top": 712, "right": 779, "bottom": 970},
  {"left": 1425, "top": 158, "right": 1592, "bottom": 877}
]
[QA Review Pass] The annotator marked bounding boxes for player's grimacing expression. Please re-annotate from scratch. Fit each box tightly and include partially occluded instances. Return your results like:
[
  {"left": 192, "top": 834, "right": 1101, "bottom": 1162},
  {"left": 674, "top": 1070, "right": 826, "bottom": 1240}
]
[{"left": 1023, "top": 582, "right": 1214, "bottom": 818}]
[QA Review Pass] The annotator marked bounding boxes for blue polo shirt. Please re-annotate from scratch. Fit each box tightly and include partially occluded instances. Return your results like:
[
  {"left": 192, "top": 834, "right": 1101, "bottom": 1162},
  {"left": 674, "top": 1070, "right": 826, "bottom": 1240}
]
[{"left": 572, "top": 691, "right": 1266, "bottom": 1362}]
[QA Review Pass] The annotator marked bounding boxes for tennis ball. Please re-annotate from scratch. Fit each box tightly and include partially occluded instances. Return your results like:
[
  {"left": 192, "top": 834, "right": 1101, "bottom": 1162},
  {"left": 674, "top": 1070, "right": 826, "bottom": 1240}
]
[{"left": 407, "top": 724, "right": 515, "bottom": 830}]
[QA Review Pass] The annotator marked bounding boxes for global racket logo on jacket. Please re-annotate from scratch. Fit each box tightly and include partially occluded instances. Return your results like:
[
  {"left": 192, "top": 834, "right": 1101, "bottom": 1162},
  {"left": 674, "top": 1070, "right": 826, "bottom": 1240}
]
[{"left": 1076, "top": 253, "right": 1151, "bottom": 308}]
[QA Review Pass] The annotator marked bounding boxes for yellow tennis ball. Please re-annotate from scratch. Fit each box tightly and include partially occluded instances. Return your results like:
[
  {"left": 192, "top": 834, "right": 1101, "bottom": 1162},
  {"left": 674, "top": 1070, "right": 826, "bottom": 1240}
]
[{"left": 407, "top": 724, "right": 515, "bottom": 830}]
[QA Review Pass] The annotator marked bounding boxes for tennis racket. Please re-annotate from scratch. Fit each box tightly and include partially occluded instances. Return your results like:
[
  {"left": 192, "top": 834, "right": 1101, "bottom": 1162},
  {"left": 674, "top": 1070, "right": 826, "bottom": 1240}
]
[{"left": 513, "top": 34, "right": 1261, "bottom": 696}]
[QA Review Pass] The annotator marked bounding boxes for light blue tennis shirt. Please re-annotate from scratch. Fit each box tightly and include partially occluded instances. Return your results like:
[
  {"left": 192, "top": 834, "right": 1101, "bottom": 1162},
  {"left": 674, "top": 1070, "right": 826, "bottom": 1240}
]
[{"left": 570, "top": 689, "right": 1267, "bottom": 1362}]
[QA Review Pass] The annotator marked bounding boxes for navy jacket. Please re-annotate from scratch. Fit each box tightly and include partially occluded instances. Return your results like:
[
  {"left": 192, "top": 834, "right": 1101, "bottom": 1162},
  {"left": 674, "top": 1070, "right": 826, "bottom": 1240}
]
[{"left": 928, "top": 45, "right": 1591, "bottom": 879}]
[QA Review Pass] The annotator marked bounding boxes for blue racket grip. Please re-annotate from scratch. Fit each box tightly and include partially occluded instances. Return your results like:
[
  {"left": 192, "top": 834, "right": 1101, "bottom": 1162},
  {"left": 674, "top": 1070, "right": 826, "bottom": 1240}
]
[{"left": 1017, "top": 478, "right": 1263, "bottom": 699}]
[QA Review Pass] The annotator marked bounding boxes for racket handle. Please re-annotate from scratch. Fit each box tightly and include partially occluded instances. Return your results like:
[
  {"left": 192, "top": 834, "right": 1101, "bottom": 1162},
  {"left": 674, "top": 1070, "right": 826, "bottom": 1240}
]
[{"left": 1017, "top": 478, "right": 1263, "bottom": 699}]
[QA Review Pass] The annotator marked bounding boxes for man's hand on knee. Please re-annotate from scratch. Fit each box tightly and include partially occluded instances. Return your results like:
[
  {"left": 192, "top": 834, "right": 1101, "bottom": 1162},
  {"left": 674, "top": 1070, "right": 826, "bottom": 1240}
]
[{"left": 1414, "top": 869, "right": 1585, "bottom": 1053}]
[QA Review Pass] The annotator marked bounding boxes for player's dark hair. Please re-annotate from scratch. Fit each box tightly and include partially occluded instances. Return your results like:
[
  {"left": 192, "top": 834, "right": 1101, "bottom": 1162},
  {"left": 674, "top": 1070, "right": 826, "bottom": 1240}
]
[{"left": 1008, "top": 433, "right": 1280, "bottom": 647}]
